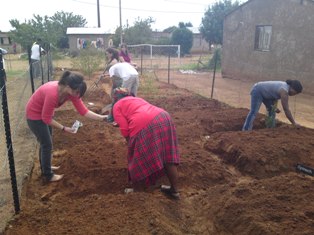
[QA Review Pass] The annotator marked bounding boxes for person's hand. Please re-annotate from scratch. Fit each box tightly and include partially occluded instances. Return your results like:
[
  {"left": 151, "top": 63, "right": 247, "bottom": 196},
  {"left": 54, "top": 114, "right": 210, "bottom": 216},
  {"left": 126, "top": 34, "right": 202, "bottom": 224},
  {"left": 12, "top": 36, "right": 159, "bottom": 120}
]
[
  {"left": 63, "top": 126, "right": 77, "bottom": 134},
  {"left": 102, "top": 115, "right": 108, "bottom": 121}
]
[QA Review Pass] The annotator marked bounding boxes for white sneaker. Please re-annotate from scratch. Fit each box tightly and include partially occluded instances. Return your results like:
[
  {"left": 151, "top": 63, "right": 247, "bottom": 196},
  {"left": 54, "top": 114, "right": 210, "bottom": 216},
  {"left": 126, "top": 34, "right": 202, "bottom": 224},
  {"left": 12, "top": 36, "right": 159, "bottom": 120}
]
[
  {"left": 49, "top": 174, "right": 64, "bottom": 182},
  {"left": 124, "top": 188, "right": 134, "bottom": 194}
]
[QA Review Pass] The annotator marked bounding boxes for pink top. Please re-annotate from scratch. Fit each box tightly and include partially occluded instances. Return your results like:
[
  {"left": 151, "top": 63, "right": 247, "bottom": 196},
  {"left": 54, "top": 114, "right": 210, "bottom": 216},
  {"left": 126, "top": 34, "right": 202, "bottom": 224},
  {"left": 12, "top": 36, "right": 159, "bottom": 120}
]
[
  {"left": 113, "top": 96, "right": 163, "bottom": 137},
  {"left": 119, "top": 51, "right": 131, "bottom": 63},
  {"left": 26, "top": 81, "right": 88, "bottom": 124}
]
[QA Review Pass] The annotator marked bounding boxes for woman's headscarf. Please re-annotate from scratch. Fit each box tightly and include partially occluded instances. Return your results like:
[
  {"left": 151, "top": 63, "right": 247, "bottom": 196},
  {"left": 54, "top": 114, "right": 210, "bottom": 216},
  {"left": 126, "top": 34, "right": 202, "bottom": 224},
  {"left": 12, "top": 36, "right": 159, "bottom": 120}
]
[{"left": 112, "top": 87, "right": 130, "bottom": 104}]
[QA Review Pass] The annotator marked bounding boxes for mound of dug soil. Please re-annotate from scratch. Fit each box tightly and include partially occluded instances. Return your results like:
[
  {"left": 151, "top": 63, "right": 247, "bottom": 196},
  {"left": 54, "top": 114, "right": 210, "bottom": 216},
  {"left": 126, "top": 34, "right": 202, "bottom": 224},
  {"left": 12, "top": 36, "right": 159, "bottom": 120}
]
[{"left": 4, "top": 79, "right": 314, "bottom": 235}]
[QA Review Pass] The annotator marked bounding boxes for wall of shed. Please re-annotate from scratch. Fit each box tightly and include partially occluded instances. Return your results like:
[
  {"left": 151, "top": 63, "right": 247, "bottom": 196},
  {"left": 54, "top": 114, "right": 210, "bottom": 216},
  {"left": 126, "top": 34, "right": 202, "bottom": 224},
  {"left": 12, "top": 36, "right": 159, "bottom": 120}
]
[{"left": 222, "top": 0, "right": 314, "bottom": 93}]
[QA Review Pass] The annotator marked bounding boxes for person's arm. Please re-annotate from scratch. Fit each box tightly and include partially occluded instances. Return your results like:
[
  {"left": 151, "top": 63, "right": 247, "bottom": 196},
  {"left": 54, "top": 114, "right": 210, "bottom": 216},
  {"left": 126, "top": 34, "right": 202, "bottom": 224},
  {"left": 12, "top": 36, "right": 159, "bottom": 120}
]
[
  {"left": 84, "top": 110, "right": 108, "bottom": 121},
  {"left": 119, "top": 55, "right": 125, "bottom": 62},
  {"left": 113, "top": 103, "right": 129, "bottom": 137},
  {"left": 48, "top": 111, "right": 107, "bottom": 134},
  {"left": 279, "top": 89, "right": 298, "bottom": 126},
  {"left": 49, "top": 119, "right": 75, "bottom": 133},
  {"left": 71, "top": 98, "right": 108, "bottom": 121}
]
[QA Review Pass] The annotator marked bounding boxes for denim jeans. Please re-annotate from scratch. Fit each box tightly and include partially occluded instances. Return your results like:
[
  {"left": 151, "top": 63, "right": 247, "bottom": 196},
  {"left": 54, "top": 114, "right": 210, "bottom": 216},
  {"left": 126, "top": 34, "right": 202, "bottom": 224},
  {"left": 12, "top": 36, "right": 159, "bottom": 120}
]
[
  {"left": 243, "top": 87, "right": 277, "bottom": 130},
  {"left": 242, "top": 87, "right": 263, "bottom": 131},
  {"left": 27, "top": 119, "right": 54, "bottom": 180}
]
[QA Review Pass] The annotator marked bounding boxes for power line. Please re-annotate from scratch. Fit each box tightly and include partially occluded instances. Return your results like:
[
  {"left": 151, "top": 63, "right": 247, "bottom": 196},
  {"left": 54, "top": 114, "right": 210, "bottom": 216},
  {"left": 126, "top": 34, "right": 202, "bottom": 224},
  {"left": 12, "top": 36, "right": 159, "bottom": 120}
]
[
  {"left": 164, "top": 0, "right": 209, "bottom": 6},
  {"left": 71, "top": 0, "right": 205, "bottom": 14}
]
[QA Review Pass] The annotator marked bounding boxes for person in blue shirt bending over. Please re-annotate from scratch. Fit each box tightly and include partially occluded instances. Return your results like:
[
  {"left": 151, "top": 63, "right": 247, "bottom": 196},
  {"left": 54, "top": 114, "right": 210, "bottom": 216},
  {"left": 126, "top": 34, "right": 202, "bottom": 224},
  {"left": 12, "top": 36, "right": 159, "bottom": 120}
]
[{"left": 242, "top": 79, "right": 303, "bottom": 131}]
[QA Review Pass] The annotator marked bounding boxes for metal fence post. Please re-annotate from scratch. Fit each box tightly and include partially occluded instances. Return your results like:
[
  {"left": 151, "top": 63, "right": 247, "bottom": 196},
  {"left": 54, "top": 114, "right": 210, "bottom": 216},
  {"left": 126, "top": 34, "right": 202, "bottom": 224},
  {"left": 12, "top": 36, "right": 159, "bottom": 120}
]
[
  {"left": 140, "top": 48, "right": 143, "bottom": 76},
  {"left": 28, "top": 46, "right": 35, "bottom": 94},
  {"left": 168, "top": 52, "right": 171, "bottom": 84},
  {"left": 211, "top": 49, "right": 218, "bottom": 99},
  {"left": 47, "top": 43, "right": 52, "bottom": 82},
  {"left": 39, "top": 45, "right": 44, "bottom": 85},
  {"left": 0, "top": 52, "right": 20, "bottom": 214}
]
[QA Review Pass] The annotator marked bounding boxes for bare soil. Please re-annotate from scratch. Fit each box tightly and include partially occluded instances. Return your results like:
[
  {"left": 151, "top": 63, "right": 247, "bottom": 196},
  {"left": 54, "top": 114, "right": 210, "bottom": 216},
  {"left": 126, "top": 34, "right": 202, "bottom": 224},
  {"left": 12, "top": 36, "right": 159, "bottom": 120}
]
[{"left": 4, "top": 73, "right": 314, "bottom": 235}]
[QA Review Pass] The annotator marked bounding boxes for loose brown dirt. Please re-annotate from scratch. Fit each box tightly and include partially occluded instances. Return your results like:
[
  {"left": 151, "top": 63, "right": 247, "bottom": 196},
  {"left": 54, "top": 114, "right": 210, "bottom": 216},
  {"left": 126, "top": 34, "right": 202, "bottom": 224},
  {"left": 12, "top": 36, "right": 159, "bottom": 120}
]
[{"left": 4, "top": 73, "right": 314, "bottom": 235}]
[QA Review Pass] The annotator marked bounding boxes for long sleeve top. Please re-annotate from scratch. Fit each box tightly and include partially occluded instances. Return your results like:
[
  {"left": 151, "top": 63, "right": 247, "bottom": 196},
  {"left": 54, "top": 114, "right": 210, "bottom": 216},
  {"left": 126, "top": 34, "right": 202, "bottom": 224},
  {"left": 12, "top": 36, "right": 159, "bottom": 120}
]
[
  {"left": 113, "top": 96, "right": 163, "bottom": 137},
  {"left": 26, "top": 81, "right": 88, "bottom": 124}
]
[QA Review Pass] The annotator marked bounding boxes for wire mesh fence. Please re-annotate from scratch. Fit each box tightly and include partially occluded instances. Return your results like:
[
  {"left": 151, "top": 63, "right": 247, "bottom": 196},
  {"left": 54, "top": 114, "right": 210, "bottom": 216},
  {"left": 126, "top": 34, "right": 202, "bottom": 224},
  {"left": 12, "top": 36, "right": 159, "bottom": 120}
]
[{"left": 0, "top": 49, "right": 53, "bottom": 232}]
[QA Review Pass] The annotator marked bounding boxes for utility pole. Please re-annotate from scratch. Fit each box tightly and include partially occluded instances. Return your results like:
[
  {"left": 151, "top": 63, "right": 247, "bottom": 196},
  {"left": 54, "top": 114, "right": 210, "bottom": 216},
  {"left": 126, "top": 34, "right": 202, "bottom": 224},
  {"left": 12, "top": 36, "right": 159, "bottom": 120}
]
[
  {"left": 119, "top": 0, "right": 123, "bottom": 45},
  {"left": 97, "top": 0, "right": 101, "bottom": 27}
]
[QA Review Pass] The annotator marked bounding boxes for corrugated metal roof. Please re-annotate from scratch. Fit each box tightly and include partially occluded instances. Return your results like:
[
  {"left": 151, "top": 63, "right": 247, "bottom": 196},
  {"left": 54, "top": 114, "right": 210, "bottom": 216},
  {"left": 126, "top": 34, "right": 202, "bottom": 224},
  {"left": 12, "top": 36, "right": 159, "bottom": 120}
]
[{"left": 66, "top": 27, "right": 110, "bottom": 35}]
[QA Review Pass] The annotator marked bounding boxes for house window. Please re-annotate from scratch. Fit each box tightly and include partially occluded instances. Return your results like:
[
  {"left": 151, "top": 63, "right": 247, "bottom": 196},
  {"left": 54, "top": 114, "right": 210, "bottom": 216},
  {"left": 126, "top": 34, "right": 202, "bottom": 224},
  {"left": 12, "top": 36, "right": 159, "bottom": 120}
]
[{"left": 254, "top": 25, "right": 272, "bottom": 51}]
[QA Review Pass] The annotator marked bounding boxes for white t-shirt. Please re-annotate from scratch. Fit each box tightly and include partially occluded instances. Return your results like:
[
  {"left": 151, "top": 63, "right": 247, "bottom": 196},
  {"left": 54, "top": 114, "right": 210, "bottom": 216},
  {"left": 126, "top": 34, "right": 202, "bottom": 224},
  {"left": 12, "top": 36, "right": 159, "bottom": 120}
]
[
  {"left": 109, "top": 62, "right": 138, "bottom": 81},
  {"left": 31, "top": 44, "right": 44, "bottom": 60}
]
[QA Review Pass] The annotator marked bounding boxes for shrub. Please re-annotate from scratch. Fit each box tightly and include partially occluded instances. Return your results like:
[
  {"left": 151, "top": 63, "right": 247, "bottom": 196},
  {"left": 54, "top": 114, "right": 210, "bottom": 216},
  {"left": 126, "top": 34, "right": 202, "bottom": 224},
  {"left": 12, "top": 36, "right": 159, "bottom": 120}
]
[{"left": 71, "top": 49, "right": 104, "bottom": 78}]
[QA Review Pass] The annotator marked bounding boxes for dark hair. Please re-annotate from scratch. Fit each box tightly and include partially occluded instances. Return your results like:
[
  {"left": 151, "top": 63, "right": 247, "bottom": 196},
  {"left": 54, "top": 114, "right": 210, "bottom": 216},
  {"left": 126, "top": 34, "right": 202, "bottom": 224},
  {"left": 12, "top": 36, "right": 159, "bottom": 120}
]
[
  {"left": 58, "top": 71, "right": 87, "bottom": 97},
  {"left": 120, "top": 43, "right": 129, "bottom": 56},
  {"left": 105, "top": 47, "right": 119, "bottom": 62},
  {"left": 286, "top": 79, "right": 303, "bottom": 93}
]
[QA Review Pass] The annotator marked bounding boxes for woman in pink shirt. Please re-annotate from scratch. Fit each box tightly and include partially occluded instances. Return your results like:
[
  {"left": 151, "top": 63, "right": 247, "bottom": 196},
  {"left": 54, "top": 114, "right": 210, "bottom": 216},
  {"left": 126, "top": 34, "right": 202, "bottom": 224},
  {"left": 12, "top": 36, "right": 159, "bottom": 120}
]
[
  {"left": 112, "top": 88, "right": 180, "bottom": 199},
  {"left": 119, "top": 43, "right": 137, "bottom": 69},
  {"left": 26, "top": 71, "right": 108, "bottom": 182}
]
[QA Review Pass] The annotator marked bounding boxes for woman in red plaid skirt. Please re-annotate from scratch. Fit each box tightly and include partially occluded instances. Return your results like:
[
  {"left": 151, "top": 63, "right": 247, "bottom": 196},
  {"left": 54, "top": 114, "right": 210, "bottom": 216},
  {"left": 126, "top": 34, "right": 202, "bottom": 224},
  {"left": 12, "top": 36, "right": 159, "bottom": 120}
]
[{"left": 112, "top": 88, "right": 180, "bottom": 199}]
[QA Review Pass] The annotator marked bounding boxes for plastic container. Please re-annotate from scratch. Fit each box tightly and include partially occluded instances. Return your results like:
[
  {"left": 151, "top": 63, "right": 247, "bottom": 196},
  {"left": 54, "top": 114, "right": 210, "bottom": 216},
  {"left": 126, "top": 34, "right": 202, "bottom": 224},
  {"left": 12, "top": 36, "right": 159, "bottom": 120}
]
[{"left": 71, "top": 120, "right": 83, "bottom": 133}]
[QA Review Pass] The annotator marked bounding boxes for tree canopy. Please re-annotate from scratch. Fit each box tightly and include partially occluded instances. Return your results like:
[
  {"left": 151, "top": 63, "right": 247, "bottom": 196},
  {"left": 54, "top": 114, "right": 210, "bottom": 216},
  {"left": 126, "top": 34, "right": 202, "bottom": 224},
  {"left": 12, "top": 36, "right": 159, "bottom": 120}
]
[
  {"left": 200, "top": 0, "right": 239, "bottom": 45},
  {"left": 170, "top": 24, "right": 193, "bottom": 56},
  {"left": 112, "top": 17, "right": 154, "bottom": 47},
  {"left": 9, "top": 11, "right": 87, "bottom": 49}
]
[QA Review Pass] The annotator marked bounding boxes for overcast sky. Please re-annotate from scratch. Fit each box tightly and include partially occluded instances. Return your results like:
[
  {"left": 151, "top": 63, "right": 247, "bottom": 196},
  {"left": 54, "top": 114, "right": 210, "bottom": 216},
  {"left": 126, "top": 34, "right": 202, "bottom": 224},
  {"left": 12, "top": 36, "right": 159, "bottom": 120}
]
[{"left": 1, "top": 0, "right": 246, "bottom": 33}]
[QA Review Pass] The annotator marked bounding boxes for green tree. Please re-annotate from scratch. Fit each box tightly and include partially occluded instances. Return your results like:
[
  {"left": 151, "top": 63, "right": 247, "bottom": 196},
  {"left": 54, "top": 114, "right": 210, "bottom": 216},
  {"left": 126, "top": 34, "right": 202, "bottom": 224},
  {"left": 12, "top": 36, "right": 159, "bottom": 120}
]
[
  {"left": 200, "top": 0, "right": 239, "bottom": 45},
  {"left": 9, "top": 20, "right": 37, "bottom": 49},
  {"left": 170, "top": 26, "right": 193, "bottom": 56},
  {"left": 123, "top": 17, "right": 154, "bottom": 45},
  {"left": 153, "top": 36, "right": 171, "bottom": 45},
  {"left": 112, "top": 26, "right": 123, "bottom": 47},
  {"left": 9, "top": 11, "right": 87, "bottom": 50},
  {"left": 50, "top": 11, "right": 87, "bottom": 48},
  {"left": 178, "top": 22, "right": 193, "bottom": 28}
]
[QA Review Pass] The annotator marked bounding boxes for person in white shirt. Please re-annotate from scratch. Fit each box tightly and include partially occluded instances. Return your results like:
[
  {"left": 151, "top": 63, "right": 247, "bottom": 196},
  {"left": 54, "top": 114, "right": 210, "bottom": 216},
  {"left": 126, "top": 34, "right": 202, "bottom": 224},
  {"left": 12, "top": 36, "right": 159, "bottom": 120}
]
[
  {"left": 31, "top": 39, "right": 45, "bottom": 78},
  {"left": 108, "top": 62, "right": 139, "bottom": 96},
  {"left": 102, "top": 62, "right": 140, "bottom": 124}
]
